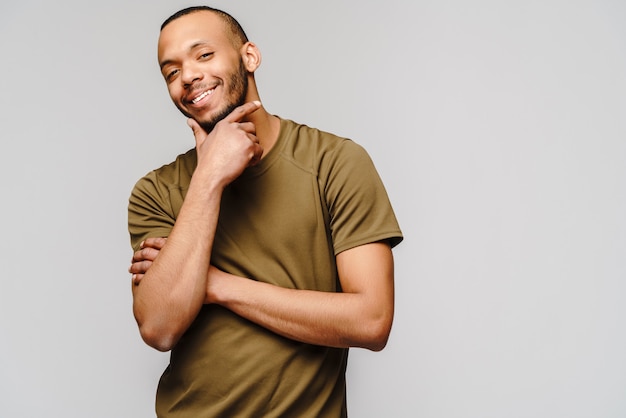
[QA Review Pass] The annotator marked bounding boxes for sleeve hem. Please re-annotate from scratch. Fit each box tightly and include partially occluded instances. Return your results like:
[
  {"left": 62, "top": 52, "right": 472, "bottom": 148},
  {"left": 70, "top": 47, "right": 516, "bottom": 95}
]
[{"left": 334, "top": 231, "right": 403, "bottom": 255}]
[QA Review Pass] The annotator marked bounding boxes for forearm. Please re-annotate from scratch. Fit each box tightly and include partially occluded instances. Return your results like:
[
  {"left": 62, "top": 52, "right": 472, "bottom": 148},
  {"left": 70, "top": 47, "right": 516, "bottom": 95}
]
[
  {"left": 130, "top": 102, "right": 265, "bottom": 351},
  {"left": 132, "top": 180, "right": 223, "bottom": 351},
  {"left": 219, "top": 281, "right": 390, "bottom": 350},
  {"left": 208, "top": 243, "right": 395, "bottom": 351}
]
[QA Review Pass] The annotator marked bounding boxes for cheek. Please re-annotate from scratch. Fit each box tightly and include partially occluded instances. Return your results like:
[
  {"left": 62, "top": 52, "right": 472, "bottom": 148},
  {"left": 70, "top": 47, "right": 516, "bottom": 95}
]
[{"left": 167, "top": 85, "right": 183, "bottom": 104}]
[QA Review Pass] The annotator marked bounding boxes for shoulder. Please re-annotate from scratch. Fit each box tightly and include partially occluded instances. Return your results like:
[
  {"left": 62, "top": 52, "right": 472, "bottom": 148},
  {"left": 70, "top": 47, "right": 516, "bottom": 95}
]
[
  {"left": 132, "top": 148, "right": 197, "bottom": 196},
  {"left": 278, "top": 118, "right": 369, "bottom": 173},
  {"left": 280, "top": 118, "right": 350, "bottom": 150},
  {"left": 128, "top": 149, "right": 195, "bottom": 250}
]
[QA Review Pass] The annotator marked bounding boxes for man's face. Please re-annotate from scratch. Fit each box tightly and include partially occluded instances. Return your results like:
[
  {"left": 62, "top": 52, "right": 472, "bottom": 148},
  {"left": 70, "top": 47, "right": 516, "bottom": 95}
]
[{"left": 158, "top": 11, "right": 248, "bottom": 132}]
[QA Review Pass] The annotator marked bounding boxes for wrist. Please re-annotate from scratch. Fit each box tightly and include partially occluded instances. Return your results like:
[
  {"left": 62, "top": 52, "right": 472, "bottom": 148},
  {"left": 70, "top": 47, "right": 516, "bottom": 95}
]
[
  {"left": 207, "top": 268, "right": 249, "bottom": 307},
  {"left": 188, "top": 171, "right": 226, "bottom": 201}
]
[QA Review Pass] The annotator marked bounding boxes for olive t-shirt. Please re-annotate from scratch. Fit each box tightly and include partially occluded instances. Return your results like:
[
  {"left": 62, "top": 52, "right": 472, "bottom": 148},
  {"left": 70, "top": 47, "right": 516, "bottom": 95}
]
[{"left": 128, "top": 117, "right": 403, "bottom": 417}]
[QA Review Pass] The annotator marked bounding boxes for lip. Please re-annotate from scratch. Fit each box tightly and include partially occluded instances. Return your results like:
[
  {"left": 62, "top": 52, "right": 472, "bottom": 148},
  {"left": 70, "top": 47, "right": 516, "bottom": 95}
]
[{"left": 186, "top": 86, "right": 217, "bottom": 108}]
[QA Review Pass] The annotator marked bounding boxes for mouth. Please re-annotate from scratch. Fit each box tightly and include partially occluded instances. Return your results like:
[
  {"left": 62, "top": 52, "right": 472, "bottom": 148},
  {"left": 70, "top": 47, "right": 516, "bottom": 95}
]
[{"left": 188, "top": 87, "right": 215, "bottom": 105}]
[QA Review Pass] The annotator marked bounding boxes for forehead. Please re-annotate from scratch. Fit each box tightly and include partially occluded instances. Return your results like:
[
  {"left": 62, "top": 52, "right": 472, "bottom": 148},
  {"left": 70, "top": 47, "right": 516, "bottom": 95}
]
[{"left": 158, "top": 11, "right": 231, "bottom": 58}]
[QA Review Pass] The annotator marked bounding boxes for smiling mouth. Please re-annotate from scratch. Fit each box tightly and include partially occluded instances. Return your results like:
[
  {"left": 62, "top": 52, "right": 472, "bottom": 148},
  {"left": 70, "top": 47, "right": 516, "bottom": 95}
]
[{"left": 190, "top": 88, "right": 215, "bottom": 104}]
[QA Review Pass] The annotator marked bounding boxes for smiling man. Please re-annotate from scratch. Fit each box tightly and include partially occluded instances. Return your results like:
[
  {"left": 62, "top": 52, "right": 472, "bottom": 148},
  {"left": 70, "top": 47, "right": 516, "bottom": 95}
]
[{"left": 128, "top": 6, "right": 402, "bottom": 417}]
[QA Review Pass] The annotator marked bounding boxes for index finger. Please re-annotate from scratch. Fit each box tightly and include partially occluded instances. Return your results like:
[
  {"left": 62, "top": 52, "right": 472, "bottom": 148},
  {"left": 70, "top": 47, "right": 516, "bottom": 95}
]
[{"left": 224, "top": 100, "right": 262, "bottom": 123}]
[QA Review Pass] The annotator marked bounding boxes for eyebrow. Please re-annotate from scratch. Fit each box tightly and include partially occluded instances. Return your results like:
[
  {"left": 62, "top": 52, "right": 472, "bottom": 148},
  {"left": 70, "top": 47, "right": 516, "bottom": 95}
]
[{"left": 159, "top": 40, "right": 213, "bottom": 70}]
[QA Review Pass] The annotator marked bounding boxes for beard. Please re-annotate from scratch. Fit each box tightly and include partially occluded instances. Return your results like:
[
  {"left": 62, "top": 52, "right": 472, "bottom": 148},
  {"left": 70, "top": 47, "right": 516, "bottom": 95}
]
[{"left": 181, "top": 59, "right": 249, "bottom": 133}]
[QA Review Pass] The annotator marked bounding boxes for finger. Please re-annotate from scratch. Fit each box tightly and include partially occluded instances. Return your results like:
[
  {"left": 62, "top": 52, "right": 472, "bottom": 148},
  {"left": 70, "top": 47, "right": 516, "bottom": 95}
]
[
  {"left": 237, "top": 121, "right": 257, "bottom": 136},
  {"left": 224, "top": 101, "right": 262, "bottom": 123},
  {"left": 248, "top": 144, "right": 264, "bottom": 167},
  {"left": 132, "top": 273, "right": 144, "bottom": 286},
  {"left": 132, "top": 247, "right": 160, "bottom": 263},
  {"left": 247, "top": 133, "right": 260, "bottom": 144},
  {"left": 129, "top": 260, "right": 153, "bottom": 275},
  {"left": 187, "top": 117, "right": 207, "bottom": 147},
  {"left": 141, "top": 237, "right": 167, "bottom": 250}
]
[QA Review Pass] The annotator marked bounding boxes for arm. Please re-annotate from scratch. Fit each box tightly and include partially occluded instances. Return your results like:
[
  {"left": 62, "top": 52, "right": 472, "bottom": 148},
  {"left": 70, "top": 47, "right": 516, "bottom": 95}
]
[
  {"left": 207, "top": 241, "right": 394, "bottom": 351},
  {"left": 132, "top": 240, "right": 395, "bottom": 351},
  {"left": 130, "top": 102, "right": 263, "bottom": 352}
]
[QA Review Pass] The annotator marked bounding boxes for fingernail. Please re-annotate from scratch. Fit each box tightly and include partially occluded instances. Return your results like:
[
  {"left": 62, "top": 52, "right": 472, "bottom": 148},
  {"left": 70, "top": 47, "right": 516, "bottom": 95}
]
[{"left": 253, "top": 100, "right": 261, "bottom": 106}]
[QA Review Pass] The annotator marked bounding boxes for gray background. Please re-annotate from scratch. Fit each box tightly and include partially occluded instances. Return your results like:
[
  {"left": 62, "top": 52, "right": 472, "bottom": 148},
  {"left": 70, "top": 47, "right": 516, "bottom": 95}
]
[{"left": 1, "top": 0, "right": 625, "bottom": 417}]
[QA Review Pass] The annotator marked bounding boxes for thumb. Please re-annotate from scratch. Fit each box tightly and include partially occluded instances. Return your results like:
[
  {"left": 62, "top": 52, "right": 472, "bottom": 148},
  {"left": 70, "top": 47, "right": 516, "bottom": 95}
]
[{"left": 187, "top": 118, "right": 206, "bottom": 147}]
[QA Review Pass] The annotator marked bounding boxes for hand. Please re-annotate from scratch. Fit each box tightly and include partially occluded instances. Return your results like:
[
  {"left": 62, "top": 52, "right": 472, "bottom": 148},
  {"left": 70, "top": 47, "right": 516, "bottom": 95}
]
[
  {"left": 188, "top": 101, "right": 264, "bottom": 187},
  {"left": 129, "top": 237, "right": 167, "bottom": 286},
  {"left": 129, "top": 238, "right": 236, "bottom": 303}
]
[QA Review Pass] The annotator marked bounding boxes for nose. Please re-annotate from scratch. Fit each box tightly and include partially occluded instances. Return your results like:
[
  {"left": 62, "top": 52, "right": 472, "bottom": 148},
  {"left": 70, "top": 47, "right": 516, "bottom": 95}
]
[{"left": 180, "top": 62, "right": 203, "bottom": 87}]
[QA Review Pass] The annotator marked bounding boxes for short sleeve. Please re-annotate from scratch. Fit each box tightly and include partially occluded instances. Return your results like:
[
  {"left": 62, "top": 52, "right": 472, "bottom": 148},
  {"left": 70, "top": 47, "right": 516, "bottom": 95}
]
[
  {"left": 323, "top": 140, "right": 403, "bottom": 254},
  {"left": 127, "top": 171, "right": 176, "bottom": 252}
]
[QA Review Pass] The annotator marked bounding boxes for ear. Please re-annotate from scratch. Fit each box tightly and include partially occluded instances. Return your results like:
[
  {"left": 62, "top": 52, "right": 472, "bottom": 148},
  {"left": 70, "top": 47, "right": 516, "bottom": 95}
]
[{"left": 240, "top": 42, "right": 261, "bottom": 72}]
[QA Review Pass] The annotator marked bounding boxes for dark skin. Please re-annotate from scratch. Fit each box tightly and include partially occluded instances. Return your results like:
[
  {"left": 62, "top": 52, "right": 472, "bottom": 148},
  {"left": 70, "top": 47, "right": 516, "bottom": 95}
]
[
  {"left": 130, "top": 10, "right": 395, "bottom": 353},
  {"left": 130, "top": 237, "right": 166, "bottom": 285}
]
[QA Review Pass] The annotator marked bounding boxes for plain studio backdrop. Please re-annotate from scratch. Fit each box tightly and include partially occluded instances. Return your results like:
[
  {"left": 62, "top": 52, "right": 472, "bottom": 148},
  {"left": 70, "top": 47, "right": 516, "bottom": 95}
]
[{"left": 1, "top": 1, "right": 625, "bottom": 417}]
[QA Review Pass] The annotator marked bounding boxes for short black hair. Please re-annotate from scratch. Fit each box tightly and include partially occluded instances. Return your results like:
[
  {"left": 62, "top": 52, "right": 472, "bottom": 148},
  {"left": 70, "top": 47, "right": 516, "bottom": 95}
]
[{"left": 161, "top": 6, "right": 249, "bottom": 46}]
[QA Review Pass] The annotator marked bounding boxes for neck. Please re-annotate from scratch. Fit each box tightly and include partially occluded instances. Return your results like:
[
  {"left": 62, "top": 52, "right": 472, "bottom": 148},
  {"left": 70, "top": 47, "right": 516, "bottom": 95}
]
[
  {"left": 243, "top": 80, "right": 280, "bottom": 158},
  {"left": 248, "top": 105, "right": 280, "bottom": 159}
]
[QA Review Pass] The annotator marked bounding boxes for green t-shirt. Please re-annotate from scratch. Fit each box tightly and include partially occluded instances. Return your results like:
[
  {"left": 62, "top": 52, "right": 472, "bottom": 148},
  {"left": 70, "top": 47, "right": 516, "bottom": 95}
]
[{"left": 128, "top": 118, "right": 403, "bottom": 417}]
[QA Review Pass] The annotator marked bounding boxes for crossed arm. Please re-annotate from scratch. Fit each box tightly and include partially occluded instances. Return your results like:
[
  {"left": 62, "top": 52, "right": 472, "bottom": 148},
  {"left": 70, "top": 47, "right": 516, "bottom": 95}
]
[
  {"left": 131, "top": 102, "right": 264, "bottom": 351},
  {"left": 130, "top": 102, "right": 395, "bottom": 352},
  {"left": 131, "top": 237, "right": 395, "bottom": 352}
]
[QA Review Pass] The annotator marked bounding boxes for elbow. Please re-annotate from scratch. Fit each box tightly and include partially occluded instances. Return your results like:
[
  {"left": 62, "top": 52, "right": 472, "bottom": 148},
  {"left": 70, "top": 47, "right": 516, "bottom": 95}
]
[
  {"left": 134, "top": 309, "right": 181, "bottom": 351},
  {"left": 359, "top": 313, "right": 393, "bottom": 352},
  {"left": 366, "top": 321, "right": 392, "bottom": 352},
  {"left": 133, "top": 300, "right": 183, "bottom": 352},
  {"left": 138, "top": 323, "right": 179, "bottom": 352},
  {"left": 368, "top": 338, "right": 389, "bottom": 353}
]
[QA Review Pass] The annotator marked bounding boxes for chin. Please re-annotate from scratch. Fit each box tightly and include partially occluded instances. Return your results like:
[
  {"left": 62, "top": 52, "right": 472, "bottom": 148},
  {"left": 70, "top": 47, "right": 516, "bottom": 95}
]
[{"left": 197, "top": 104, "right": 238, "bottom": 133}]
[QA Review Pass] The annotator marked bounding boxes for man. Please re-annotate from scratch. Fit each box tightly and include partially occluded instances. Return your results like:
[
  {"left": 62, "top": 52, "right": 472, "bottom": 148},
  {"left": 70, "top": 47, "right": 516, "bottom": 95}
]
[{"left": 128, "top": 6, "right": 402, "bottom": 417}]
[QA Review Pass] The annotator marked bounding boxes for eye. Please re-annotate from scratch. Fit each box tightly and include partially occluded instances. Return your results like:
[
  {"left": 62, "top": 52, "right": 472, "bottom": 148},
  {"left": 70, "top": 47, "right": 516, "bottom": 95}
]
[
  {"left": 165, "top": 69, "right": 179, "bottom": 81},
  {"left": 199, "top": 52, "right": 214, "bottom": 60}
]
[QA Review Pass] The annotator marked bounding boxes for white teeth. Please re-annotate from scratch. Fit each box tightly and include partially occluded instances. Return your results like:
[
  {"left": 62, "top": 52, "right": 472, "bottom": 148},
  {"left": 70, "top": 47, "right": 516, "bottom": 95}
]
[{"left": 191, "top": 89, "right": 213, "bottom": 104}]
